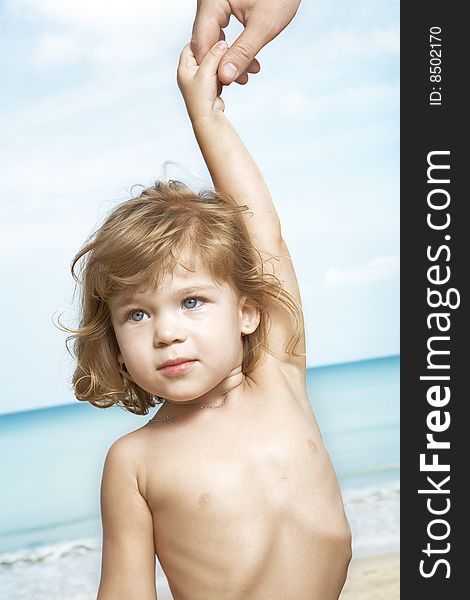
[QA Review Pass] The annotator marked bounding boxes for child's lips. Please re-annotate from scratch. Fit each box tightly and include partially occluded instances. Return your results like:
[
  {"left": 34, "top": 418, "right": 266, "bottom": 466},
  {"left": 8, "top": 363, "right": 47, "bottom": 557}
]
[{"left": 158, "top": 360, "right": 197, "bottom": 376}]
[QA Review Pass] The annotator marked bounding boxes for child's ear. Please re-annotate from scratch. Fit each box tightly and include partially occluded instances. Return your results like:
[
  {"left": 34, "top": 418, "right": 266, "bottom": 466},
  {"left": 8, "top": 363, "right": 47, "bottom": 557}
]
[{"left": 240, "top": 297, "right": 260, "bottom": 336}]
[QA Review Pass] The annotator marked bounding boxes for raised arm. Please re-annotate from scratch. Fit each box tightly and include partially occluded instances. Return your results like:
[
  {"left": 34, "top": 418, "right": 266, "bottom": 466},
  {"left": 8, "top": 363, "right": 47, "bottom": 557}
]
[
  {"left": 178, "top": 42, "right": 281, "bottom": 248},
  {"left": 177, "top": 42, "right": 306, "bottom": 372},
  {"left": 97, "top": 436, "right": 157, "bottom": 600}
]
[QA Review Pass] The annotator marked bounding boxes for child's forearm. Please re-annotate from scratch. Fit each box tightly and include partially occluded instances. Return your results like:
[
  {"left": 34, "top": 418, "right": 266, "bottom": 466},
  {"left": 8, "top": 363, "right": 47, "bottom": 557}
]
[{"left": 192, "top": 113, "right": 282, "bottom": 246}]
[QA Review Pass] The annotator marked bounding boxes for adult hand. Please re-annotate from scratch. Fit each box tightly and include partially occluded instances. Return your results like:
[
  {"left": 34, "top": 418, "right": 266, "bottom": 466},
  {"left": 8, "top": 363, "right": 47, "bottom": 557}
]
[{"left": 191, "top": 0, "right": 301, "bottom": 85}]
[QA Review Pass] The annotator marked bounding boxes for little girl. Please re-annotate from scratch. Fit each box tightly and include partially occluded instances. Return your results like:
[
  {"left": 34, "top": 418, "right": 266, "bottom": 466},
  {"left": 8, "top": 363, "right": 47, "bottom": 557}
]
[{"left": 69, "top": 41, "right": 351, "bottom": 600}]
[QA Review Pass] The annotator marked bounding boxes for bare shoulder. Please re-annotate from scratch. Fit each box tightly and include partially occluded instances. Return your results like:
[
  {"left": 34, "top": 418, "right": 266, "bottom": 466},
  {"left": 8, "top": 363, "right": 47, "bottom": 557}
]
[
  {"left": 101, "top": 429, "right": 152, "bottom": 523},
  {"left": 98, "top": 429, "right": 157, "bottom": 599},
  {"left": 105, "top": 425, "right": 157, "bottom": 493},
  {"left": 107, "top": 427, "right": 146, "bottom": 456},
  {"left": 106, "top": 427, "right": 145, "bottom": 470}
]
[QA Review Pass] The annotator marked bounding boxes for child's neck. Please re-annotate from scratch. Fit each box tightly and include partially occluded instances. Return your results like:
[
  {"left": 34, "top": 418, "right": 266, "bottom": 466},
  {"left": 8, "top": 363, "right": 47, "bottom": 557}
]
[{"left": 162, "top": 371, "right": 246, "bottom": 410}]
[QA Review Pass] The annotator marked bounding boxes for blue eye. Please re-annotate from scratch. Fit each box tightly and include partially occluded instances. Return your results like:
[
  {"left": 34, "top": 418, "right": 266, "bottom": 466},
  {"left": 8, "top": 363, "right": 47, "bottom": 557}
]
[
  {"left": 183, "top": 297, "right": 202, "bottom": 309},
  {"left": 129, "top": 309, "right": 147, "bottom": 321}
]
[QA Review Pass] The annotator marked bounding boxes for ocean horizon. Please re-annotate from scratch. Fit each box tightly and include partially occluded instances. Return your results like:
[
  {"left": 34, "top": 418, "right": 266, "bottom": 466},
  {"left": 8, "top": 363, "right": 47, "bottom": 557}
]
[
  {"left": 0, "top": 354, "right": 399, "bottom": 599},
  {"left": 0, "top": 354, "right": 398, "bottom": 418}
]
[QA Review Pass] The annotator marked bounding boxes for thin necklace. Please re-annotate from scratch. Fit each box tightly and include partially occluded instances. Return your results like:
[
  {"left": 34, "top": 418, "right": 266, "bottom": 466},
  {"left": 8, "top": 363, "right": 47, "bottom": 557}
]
[{"left": 147, "top": 389, "right": 232, "bottom": 424}]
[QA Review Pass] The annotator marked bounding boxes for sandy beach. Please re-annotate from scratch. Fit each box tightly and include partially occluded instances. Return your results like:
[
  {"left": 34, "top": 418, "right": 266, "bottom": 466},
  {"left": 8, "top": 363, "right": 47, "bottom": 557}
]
[{"left": 340, "top": 552, "right": 399, "bottom": 599}]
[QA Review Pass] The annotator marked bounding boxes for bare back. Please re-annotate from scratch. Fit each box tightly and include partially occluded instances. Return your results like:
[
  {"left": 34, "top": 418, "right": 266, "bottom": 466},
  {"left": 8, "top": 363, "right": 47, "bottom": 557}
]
[{"left": 136, "top": 360, "right": 351, "bottom": 599}]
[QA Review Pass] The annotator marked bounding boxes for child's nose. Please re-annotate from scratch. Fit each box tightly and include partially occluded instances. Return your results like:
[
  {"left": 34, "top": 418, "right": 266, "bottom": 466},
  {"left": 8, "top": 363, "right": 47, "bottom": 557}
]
[{"left": 153, "top": 314, "right": 186, "bottom": 346}]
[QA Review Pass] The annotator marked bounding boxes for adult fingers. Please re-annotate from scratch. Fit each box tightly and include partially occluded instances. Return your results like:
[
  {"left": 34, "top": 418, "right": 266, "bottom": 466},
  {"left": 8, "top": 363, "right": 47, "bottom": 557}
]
[
  {"left": 217, "top": 17, "right": 271, "bottom": 85},
  {"left": 191, "top": 7, "right": 228, "bottom": 65},
  {"left": 232, "top": 58, "right": 260, "bottom": 85},
  {"left": 235, "top": 72, "right": 249, "bottom": 85},
  {"left": 247, "top": 58, "right": 261, "bottom": 74}
]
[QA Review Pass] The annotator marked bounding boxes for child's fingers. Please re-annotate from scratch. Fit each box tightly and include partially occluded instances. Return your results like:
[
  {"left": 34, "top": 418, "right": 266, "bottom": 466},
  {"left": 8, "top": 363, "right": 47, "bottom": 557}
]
[
  {"left": 197, "top": 40, "right": 228, "bottom": 79},
  {"left": 178, "top": 44, "right": 198, "bottom": 75}
]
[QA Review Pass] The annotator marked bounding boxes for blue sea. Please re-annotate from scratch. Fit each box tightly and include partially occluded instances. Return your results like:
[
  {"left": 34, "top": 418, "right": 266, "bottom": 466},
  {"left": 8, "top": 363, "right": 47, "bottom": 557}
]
[{"left": 0, "top": 355, "right": 399, "bottom": 599}]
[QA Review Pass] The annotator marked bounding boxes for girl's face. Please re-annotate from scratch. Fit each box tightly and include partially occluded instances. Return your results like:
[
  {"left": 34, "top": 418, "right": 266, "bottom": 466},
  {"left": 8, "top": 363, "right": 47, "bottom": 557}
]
[{"left": 109, "top": 259, "right": 258, "bottom": 405}]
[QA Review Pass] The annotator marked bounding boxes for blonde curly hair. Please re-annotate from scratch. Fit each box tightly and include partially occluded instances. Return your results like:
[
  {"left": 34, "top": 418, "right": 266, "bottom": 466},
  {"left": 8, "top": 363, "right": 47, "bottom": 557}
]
[{"left": 63, "top": 181, "right": 303, "bottom": 415}]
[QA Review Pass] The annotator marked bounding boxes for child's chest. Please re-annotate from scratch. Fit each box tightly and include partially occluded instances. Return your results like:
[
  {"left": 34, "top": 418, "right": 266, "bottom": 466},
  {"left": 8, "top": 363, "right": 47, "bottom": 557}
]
[
  {"left": 143, "top": 384, "right": 349, "bottom": 599},
  {"left": 144, "top": 383, "right": 334, "bottom": 524}
]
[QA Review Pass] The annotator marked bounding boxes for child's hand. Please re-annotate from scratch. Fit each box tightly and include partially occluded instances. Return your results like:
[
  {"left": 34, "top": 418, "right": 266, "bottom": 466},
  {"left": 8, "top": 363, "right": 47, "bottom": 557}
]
[{"left": 177, "top": 41, "right": 227, "bottom": 124}]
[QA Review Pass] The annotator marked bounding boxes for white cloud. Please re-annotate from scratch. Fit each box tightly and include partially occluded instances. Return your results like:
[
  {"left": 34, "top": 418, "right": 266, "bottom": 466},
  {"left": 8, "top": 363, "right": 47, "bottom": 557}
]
[
  {"left": 339, "top": 81, "right": 399, "bottom": 108},
  {"left": 229, "top": 72, "right": 398, "bottom": 122},
  {"left": 8, "top": 0, "right": 193, "bottom": 31},
  {"left": 307, "top": 26, "right": 399, "bottom": 60},
  {"left": 371, "top": 26, "right": 400, "bottom": 53},
  {"left": 0, "top": 220, "right": 85, "bottom": 259},
  {"left": 33, "top": 30, "right": 161, "bottom": 68},
  {"left": 8, "top": 0, "right": 194, "bottom": 69},
  {"left": 0, "top": 64, "right": 175, "bottom": 134},
  {"left": 34, "top": 31, "right": 83, "bottom": 66},
  {"left": 278, "top": 90, "right": 314, "bottom": 116},
  {"left": 324, "top": 255, "right": 399, "bottom": 286}
]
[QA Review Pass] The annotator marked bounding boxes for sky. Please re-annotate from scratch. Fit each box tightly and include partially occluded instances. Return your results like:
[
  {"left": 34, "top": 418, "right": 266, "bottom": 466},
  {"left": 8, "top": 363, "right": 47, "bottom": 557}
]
[{"left": 0, "top": 0, "right": 399, "bottom": 413}]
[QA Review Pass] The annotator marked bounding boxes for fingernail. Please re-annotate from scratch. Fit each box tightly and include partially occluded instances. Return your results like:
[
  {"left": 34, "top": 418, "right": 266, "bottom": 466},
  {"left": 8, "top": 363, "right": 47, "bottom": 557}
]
[
  {"left": 223, "top": 62, "right": 238, "bottom": 80},
  {"left": 216, "top": 41, "right": 228, "bottom": 50}
]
